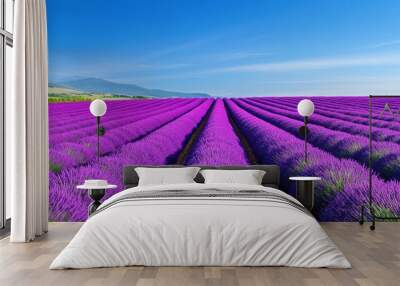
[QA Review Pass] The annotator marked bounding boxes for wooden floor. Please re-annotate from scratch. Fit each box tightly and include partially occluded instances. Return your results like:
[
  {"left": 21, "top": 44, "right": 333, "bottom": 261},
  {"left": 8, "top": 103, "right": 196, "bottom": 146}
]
[{"left": 0, "top": 223, "right": 399, "bottom": 286}]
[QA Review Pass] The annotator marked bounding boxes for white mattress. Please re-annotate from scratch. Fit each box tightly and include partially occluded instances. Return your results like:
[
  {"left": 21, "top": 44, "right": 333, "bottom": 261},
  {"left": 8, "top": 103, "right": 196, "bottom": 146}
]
[{"left": 50, "top": 183, "right": 351, "bottom": 269}]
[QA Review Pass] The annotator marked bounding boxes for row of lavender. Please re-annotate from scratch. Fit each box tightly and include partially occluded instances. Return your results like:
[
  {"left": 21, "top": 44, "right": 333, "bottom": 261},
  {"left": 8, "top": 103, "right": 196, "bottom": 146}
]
[
  {"left": 50, "top": 99, "right": 205, "bottom": 170},
  {"left": 224, "top": 99, "right": 400, "bottom": 220},
  {"left": 49, "top": 96, "right": 400, "bottom": 221},
  {"left": 234, "top": 98, "right": 400, "bottom": 180},
  {"left": 50, "top": 99, "right": 214, "bottom": 220}
]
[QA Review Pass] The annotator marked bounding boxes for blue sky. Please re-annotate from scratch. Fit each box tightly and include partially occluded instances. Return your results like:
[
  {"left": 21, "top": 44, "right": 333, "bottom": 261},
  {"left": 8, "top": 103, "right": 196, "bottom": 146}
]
[{"left": 47, "top": 0, "right": 400, "bottom": 97}]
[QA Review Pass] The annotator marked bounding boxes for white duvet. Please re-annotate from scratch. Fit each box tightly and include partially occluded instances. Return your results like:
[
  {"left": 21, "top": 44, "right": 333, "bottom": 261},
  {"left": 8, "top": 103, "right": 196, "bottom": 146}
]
[{"left": 50, "top": 183, "right": 351, "bottom": 269}]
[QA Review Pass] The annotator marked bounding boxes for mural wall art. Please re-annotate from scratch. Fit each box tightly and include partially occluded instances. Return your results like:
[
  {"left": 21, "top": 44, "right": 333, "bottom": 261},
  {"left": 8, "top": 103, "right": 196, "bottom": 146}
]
[
  {"left": 48, "top": 95, "right": 400, "bottom": 221},
  {"left": 47, "top": 0, "right": 400, "bottom": 221}
]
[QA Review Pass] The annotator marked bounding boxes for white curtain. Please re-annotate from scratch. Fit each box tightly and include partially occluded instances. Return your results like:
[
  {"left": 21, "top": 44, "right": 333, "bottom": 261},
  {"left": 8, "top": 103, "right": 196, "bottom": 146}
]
[{"left": 8, "top": 0, "right": 49, "bottom": 242}]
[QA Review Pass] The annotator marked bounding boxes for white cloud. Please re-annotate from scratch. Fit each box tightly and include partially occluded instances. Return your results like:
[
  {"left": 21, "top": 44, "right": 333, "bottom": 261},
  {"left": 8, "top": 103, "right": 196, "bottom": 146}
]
[
  {"left": 202, "top": 51, "right": 272, "bottom": 63},
  {"left": 212, "top": 53, "right": 400, "bottom": 73},
  {"left": 367, "top": 40, "right": 400, "bottom": 49},
  {"left": 217, "top": 75, "right": 400, "bottom": 97}
]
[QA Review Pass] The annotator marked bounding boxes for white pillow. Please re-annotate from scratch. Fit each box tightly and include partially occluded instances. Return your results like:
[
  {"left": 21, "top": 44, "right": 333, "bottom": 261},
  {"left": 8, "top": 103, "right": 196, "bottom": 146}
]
[
  {"left": 200, "top": 169, "right": 266, "bottom": 185},
  {"left": 135, "top": 167, "right": 200, "bottom": 186}
]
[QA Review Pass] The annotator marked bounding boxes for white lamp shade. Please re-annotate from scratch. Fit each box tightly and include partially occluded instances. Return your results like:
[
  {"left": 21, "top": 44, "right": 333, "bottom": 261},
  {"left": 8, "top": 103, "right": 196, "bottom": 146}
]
[
  {"left": 297, "top": 99, "right": 315, "bottom": 117},
  {"left": 89, "top": 99, "right": 107, "bottom": 117}
]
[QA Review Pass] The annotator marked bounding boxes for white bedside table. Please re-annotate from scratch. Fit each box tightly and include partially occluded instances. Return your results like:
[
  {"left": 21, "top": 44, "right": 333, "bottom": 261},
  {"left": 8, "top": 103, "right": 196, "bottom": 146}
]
[
  {"left": 77, "top": 184, "right": 117, "bottom": 216},
  {"left": 289, "top": 177, "right": 321, "bottom": 210}
]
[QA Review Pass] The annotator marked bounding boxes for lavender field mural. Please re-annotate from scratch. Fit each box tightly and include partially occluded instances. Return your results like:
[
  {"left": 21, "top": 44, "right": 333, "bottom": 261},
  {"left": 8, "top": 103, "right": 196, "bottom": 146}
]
[
  {"left": 49, "top": 96, "right": 400, "bottom": 222},
  {"left": 46, "top": 1, "right": 400, "bottom": 222}
]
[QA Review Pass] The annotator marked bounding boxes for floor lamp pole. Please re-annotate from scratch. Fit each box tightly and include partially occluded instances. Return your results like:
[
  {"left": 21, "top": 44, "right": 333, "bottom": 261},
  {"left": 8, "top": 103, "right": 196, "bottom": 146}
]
[
  {"left": 297, "top": 99, "right": 314, "bottom": 165},
  {"left": 96, "top": 116, "right": 100, "bottom": 162},
  {"left": 304, "top": 116, "right": 308, "bottom": 163},
  {"left": 90, "top": 99, "right": 107, "bottom": 162}
]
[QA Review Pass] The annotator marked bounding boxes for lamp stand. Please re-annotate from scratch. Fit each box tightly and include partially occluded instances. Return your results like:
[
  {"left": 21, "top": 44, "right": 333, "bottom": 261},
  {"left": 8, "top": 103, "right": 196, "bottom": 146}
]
[
  {"left": 304, "top": 116, "right": 308, "bottom": 163},
  {"left": 96, "top": 116, "right": 100, "bottom": 161}
]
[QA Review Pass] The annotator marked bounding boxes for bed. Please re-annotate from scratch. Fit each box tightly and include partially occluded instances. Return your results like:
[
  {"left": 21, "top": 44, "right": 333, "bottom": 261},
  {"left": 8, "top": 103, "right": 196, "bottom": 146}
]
[{"left": 50, "top": 165, "right": 350, "bottom": 269}]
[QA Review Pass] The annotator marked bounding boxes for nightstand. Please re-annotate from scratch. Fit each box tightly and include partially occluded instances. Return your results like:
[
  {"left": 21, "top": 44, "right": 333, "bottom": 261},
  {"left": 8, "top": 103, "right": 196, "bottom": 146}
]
[
  {"left": 77, "top": 183, "right": 117, "bottom": 216},
  {"left": 289, "top": 177, "right": 321, "bottom": 211}
]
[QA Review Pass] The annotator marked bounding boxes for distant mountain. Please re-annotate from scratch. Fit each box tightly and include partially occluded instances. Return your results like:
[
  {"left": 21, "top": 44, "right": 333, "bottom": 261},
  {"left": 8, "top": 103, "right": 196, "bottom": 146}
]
[{"left": 55, "top": 78, "right": 211, "bottom": 98}]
